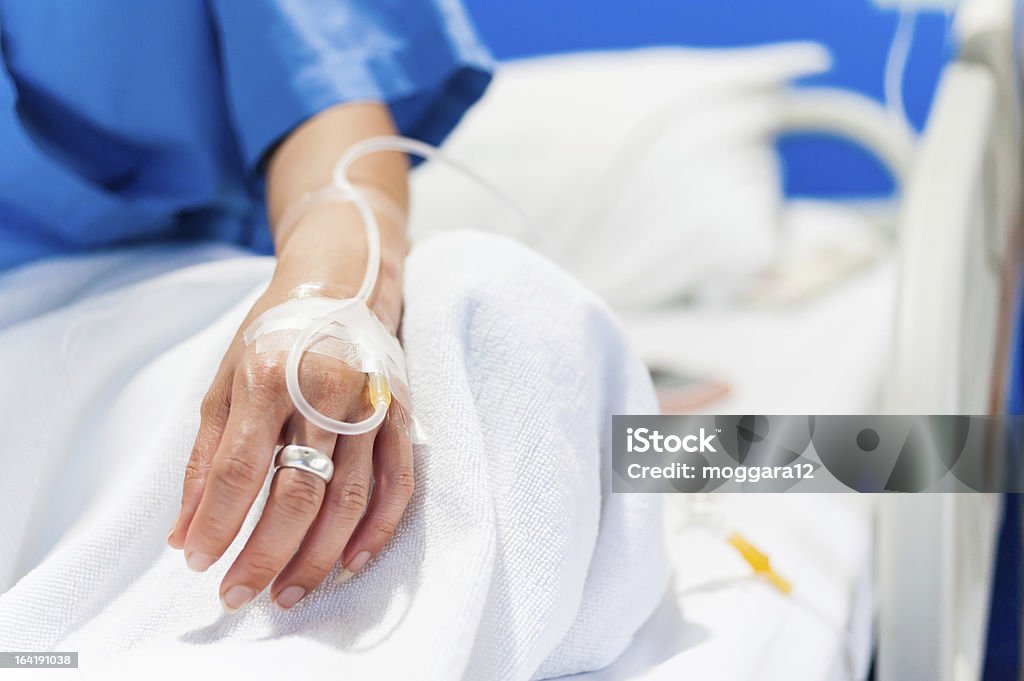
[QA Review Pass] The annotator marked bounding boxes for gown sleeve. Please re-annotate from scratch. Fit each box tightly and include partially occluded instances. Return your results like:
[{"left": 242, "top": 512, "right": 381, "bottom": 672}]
[{"left": 207, "top": 0, "right": 493, "bottom": 172}]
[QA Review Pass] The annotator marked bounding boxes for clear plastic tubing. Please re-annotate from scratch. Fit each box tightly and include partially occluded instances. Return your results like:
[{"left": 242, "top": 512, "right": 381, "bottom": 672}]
[{"left": 285, "top": 135, "right": 535, "bottom": 436}]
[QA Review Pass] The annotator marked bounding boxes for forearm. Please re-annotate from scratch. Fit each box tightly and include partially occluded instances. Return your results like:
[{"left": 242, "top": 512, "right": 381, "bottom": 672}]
[{"left": 264, "top": 102, "right": 410, "bottom": 332}]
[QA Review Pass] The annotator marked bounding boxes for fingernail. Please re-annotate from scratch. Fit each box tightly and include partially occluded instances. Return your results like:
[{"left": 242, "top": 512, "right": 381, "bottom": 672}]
[
  {"left": 185, "top": 551, "right": 216, "bottom": 572},
  {"left": 166, "top": 513, "right": 180, "bottom": 546},
  {"left": 221, "top": 585, "right": 257, "bottom": 614},
  {"left": 275, "top": 586, "right": 306, "bottom": 610},
  {"left": 335, "top": 551, "right": 372, "bottom": 584}
]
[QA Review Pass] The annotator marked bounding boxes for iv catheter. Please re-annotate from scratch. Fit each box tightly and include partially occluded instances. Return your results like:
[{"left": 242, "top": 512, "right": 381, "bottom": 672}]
[{"left": 261, "top": 135, "right": 541, "bottom": 437}]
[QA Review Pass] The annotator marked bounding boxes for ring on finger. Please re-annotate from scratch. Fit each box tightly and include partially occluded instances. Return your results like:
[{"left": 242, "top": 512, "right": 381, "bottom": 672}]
[{"left": 275, "top": 445, "right": 334, "bottom": 484}]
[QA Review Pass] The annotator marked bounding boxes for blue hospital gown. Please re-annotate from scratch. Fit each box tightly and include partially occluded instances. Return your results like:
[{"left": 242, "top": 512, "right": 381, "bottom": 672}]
[{"left": 0, "top": 1, "right": 492, "bottom": 270}]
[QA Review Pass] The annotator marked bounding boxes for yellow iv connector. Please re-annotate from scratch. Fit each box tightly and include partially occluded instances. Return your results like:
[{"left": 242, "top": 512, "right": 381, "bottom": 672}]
[
  {"left": 368, "top": 371, "right": 392, "bottom": 409},
  {"left": 727, "top": 532, "right": 792, "bottom": 594}
]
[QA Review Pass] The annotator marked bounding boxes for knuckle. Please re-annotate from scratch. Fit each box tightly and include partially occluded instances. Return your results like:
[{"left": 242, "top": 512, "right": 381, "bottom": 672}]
[
  {"left": 183, "top": 457, "right": 207, "bottom": 485},
  {"left": 192, "top": 510, "right": 235, "bottom": 545},
  {"left": 317, "top": 373, "right": 354, "bottom": 408},
  {"left": 215, "top": 454, "right": 264, "bottom": 494},
  {"left": 371, "top": 518, "right": 400, "bottom": 540},
  {"left": 241, "top": 551, "right": 282, "bottom": 583},
  {"left": 299, "top": 554, "right": 339, "bottom": 580},
  {"left": 243, "top": 355, "right": 287, "bottom": 398},
  {"left": 385, "top": 466, "right": 416, "bottom": 498},
  {"left": 276, "top": 475, "right": 323, "bottom": 518},
  {"left": 327, "top": 481, "right": 369, "bottom": 518},
  {"left": 199, "top": 389, "right": 226, "bottom": 420},
  {"left": 303, "top": 366, "right": 358, "bottom": 419}
]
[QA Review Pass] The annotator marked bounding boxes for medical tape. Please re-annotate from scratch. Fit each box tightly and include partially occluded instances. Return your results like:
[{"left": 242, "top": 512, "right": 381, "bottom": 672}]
[
  {"left": 243, "top": 295, "right": 420, "bottom": 439},
  {"left": 250, "top": 135, "right": 536, "bottom": 441}
]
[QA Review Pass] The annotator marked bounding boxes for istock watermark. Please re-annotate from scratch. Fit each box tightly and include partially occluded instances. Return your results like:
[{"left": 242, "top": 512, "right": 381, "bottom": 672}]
[
  {"left": 612, "top": 415, "right": 1024, "bottom": 493},
  {"left": 625, "top": 427, "right": 718, "bottom": 453}
]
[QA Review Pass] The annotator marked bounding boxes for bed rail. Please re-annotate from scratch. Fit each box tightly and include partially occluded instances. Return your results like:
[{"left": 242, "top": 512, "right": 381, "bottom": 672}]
[{"left": 879, "top": 0, "right": 1022, "bottom": 678}]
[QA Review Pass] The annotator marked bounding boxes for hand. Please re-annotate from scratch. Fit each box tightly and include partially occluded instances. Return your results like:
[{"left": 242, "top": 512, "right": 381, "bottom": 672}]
[{"left": 167, "top": 204, "right": 413, "bottom": 613}]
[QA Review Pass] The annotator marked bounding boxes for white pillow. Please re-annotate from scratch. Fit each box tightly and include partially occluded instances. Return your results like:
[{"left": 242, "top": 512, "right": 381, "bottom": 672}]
[{"left": 410, "top": 43, "right": 831, "bottom": 308}]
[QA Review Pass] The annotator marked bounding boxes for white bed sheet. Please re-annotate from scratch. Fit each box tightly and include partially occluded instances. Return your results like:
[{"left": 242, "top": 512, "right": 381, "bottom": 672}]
[
  {"left": 407, "top": 46, "right": 890, "bottom": 675},
  {"left": 568, "top": 495, "right": 875, "bottom": 681},
  {"left": 563, "top": 201, "right": 892, "bottom": 681},
  {"left": 623, "top": 203, "right": 896, "bottom": 416},
  {"left": 0, "top": 235, "right": 669, "bottom": 680}
]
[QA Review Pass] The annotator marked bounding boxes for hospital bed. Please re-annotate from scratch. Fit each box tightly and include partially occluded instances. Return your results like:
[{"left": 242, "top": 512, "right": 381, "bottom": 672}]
[
  {"left": 410, "top": 0, "right": 1020, "bottom": 676},
  {"left": 413, "top": 46, "right": 888, "bottom": 680}
]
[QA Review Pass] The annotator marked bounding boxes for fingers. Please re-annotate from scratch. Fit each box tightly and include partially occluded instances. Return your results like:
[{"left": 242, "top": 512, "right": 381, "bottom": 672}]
[
  {"left": 269, "top": 408, "right": 413, "bottom": 610},
  {"left": 175, "top": 345, "right": 410, "bottom": 613},
  {"left": 168, "top": 375, "right": 231, "bottom": 550},
  {"left": 182, "top": 356, "right": 293, "bottom": 572},
  {"left": 339, "top": 406, "right": 414, "bottom": 579},
  {"left": 218, "top": 411, "right": 341, "bottom": 612},
  {"left": 217, "top": 467, "right": 325, "bottom": 612},
  {"left": 269, "top": 430, "right": 375, "bottom": 609}
]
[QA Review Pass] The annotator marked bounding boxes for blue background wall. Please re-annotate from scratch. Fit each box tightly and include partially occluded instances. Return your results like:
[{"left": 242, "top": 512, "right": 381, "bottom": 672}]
[{"left": 461, "top": 0, "right": 953, "bottom": 197}]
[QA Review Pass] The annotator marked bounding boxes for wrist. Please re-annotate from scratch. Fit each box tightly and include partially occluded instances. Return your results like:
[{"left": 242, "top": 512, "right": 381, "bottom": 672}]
[{"left": 270, "top": 202, "right": 406, "bottom": 333}]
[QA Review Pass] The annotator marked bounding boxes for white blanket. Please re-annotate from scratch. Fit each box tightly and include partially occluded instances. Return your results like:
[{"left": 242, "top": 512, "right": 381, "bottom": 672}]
[{"left": 0, "top": 231, "right": 668, "bottom": 680}]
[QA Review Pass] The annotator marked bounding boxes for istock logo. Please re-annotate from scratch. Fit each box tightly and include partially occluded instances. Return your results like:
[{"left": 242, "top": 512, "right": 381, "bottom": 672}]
[{"left": 626, "top": 427, "right": 718, "bottom": 453}]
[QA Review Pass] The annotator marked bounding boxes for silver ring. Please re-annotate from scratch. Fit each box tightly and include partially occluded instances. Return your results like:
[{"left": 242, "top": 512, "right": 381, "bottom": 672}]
[{"left": 275, "top": 445, "right": 334, "bottom": 484}]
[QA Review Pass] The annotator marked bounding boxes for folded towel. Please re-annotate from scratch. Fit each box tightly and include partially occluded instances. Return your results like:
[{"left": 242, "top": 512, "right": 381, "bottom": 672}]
[{"left": 0, "top": 231, "right": 667, "bottom": 680}]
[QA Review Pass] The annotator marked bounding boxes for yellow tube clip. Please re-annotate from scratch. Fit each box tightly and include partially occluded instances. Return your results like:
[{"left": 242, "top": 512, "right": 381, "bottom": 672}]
[{"left": 727, "top": 532, "right": 792, "bottom": 594}]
